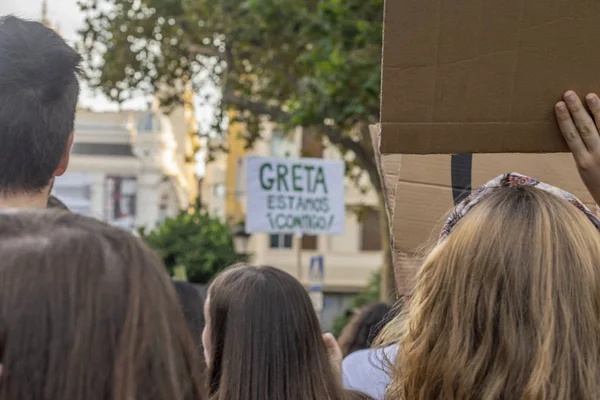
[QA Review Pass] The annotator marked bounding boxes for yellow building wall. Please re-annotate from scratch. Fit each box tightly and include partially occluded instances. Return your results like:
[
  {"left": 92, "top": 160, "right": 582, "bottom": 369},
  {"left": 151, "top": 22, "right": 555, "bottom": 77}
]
[
  {"left": 182, "top": 88, "right": 200, "bottom": 204},
  {"left": 225, "top": 117, "right": 247, "bottom": 221}
]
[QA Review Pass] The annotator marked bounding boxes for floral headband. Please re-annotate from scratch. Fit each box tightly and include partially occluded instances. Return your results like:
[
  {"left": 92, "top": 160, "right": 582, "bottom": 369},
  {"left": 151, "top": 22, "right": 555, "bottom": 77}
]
[{"left": 439, "top": 173, "right": 600, "bottom": 241}]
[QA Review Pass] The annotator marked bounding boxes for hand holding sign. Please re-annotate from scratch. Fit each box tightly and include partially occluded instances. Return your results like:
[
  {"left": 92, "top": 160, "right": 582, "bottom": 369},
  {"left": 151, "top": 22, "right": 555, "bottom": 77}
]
[{"left": 555, "top": 91, "right": 600, "bottom": 206}]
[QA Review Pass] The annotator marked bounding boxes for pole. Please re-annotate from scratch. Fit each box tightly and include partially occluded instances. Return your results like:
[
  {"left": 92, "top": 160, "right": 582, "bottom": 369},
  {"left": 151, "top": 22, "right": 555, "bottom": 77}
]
[{"left": 295, "top": 234, "right": 303, "bottom": 283}]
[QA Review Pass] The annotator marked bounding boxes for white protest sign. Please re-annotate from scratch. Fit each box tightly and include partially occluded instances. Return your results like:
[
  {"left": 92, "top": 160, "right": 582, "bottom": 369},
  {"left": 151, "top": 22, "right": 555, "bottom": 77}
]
[{"left": 245, "top": 156, "right": 345, "bottom": 235}]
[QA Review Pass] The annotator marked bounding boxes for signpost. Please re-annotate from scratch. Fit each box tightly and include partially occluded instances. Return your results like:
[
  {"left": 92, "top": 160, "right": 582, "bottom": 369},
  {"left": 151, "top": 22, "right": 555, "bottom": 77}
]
[
  {"left": 245, "top": 156, "right": 344, "bottom": 302},
  {"left": 308, "top": 255, "right": 325, "bottom": 316}
]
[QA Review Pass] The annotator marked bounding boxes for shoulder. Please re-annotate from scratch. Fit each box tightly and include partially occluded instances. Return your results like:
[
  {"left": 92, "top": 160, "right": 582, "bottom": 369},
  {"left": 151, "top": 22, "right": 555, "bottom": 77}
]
[
  {"left": 343, "top": 345, "right": 397, "bottom": 371},
  {"left": 343, "top": 348, "right": 375, "bottom": 367},
  {"left": 47, "top": 195, "right": 69, "bottom": 210},
  {"left": 342, "top": 346, "right": 398, "bottom": 400}
]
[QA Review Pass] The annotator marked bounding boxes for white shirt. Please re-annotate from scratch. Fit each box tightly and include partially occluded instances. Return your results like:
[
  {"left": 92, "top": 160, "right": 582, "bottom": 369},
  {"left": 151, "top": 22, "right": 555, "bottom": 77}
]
[{"left": 342, "top": 345, "right": 397, "bottom": 400}]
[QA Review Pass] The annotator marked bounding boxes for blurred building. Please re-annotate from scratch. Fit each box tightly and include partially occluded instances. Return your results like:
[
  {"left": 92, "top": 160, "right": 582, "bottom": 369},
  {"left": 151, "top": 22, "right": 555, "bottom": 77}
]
[
  {"left": 202, "top": 118, "right": 382, "bottom": 330},
  {"left": 41, "top": 0, "right": 198, "bottom": 230},
  {"left": 52, "top": 101, "right": 199, "bottom": 231}
]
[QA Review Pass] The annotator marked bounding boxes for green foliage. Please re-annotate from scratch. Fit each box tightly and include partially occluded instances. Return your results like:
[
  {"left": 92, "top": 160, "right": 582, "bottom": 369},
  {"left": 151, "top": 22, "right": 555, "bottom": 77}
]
[
  {"left": 138, "top": 200, "right": 244, "bottom": 284},
  {"left": 78, "top": 0, "right": 384, "bottom": 189},
  {"left": 332, "top": 270, "right": 381, "bottom": 337},
  {"left": 79, "top": 0, "right": 395, "bottom": 295}
]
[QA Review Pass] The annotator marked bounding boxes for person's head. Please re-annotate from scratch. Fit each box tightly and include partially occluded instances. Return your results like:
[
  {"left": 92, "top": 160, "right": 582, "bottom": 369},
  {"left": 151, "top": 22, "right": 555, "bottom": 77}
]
[
  {"left": 381, "top": 184, "right": 600, "bottom": 399},
  {"left": 203, "top": 265, "right": 346, "bottom": 400},
  {"left": 338, "top": 303, "right": 393, "bottom": 357},
  {"left": 0, "top": 211, "right": 205, "bottom": 400},
  {"left": 173, "top": 280, "right": 205, "bottom": 354},
  {"left": 0, "top": 16, "right": 80, "bottom": 205}
]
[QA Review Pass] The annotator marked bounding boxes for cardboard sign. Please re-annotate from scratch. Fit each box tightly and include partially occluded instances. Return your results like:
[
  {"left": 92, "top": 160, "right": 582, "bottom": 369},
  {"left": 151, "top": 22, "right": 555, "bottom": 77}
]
[
  {"left": 381, "top": 153, "right": 595, "bottom": 294},
  {"left": 245, "top": 156, "right": 345, "bottom": 235},
  {"left": 380, "top": 0, "right": 600, "bottom": 154}
]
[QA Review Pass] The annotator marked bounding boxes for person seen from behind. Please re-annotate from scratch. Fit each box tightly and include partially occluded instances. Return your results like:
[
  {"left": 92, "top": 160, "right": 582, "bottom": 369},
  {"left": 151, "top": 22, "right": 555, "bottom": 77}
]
[
  {"left": 375, "top": 91, "right": 600, "bottom": 399},
  {"left": 0, "top": 211, "right": 206, "bottom": 400},
  {"left": 173, "top": 280, "right": 206, "bottom": 364},
  {"left": 339, "top": 303, "right": 393, "bottom": 357},
  {"left": 0, "top": 16, "right": 79, "bottom": 209},
  {"left": 339, "top": 303, "right": 396, "bottom": 400},
  {"left": 202, "top": 264, "right": 370, "bottom": 400}
]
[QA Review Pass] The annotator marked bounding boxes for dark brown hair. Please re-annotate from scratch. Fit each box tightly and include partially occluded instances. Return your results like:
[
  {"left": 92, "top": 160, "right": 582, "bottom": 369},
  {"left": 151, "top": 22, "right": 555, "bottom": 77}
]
[
  {"left": 0, "top": 210, "right": 205, "bottom": 400},
  {"left": 0, "top": 16, "right": 80, "bottom": 193},
  {"left": 206, "top": 265, "right": 346, "bottom": 400},
  {"left": 338, "top": 303, "right": 393, "bottom": 357},
  {"left": 173, "top": 280, "right": 205, "bottom": 355}
]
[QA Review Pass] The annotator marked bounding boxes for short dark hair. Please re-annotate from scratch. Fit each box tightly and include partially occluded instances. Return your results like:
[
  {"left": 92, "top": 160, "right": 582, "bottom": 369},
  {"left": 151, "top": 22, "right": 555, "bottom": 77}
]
[{"left": 0, "top": 16, "right": 81, "bottom": 193}]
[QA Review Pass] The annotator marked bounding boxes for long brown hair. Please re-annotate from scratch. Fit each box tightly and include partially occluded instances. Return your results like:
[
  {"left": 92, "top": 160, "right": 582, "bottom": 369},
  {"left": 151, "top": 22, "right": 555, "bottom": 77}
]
[
  {"left": 206, "top": 265, "right": 346, "bottom": 400},
  {"left": 379, "top": 186, "right": 600, "bottom": 399},
  {"left": 0, "top": 210, "right": 205, "bottom": 400}
]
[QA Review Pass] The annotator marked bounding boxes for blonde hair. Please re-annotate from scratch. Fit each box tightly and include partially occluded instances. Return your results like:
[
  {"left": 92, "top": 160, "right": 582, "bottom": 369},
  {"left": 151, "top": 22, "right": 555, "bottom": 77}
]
[{"left": 379, "top": 186, "right": 600, "bottom": 399}]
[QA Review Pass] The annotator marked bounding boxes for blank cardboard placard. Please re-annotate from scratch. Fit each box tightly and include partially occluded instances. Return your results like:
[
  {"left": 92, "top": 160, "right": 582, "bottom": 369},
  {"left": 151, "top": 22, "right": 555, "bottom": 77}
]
[{"left": 380, "top": 0, "right": 600, "bottom": 154}]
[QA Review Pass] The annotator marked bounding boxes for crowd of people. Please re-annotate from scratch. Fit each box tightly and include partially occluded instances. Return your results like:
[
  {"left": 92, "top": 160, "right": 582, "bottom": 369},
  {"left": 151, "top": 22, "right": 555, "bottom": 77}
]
[{"left": 2, "top": 14, "right": 600, "bottom": 400}]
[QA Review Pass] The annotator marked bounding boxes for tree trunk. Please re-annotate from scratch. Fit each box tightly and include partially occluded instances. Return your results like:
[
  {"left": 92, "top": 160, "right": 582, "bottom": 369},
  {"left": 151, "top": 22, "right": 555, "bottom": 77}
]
[{"left": 307, "top": 124, "right": 397, "bottom": 301}]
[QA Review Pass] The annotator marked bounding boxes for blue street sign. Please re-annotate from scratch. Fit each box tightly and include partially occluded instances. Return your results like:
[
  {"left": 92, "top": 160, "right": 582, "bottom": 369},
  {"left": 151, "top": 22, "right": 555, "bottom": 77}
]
[{"left": 308, "top": 255, "right": 324, "bottom": 292}]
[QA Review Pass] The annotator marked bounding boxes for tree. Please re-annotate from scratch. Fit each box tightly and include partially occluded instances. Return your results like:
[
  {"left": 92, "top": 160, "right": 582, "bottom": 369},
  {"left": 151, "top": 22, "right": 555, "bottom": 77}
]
[
  {"left": 139, "top": 200, "right": 245, "bottom": 284},
  {"left": 79, "top": 0, "right": 395, "bottom": 299}
]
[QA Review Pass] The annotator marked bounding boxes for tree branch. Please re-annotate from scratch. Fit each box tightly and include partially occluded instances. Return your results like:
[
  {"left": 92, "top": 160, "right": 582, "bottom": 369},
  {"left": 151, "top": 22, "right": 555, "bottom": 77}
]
[
  {"left": 320, "top": 126, "right": 381, "bottom": 193},
  {"left": 182, "top": 43, "right": 222, "bottom": 58},
  {"left": 222, "top": 92, "right": 290, "bottom": 121}
]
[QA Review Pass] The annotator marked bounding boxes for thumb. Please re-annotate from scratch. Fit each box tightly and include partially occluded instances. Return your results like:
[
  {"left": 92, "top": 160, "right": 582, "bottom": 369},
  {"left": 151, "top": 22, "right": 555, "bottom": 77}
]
[{"left": 322, "top": 333, "right": 343, "bottom": 378}]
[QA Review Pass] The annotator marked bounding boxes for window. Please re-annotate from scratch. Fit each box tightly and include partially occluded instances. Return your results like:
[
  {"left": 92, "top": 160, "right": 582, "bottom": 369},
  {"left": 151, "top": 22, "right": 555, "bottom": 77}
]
[
  {"left": 105, "top": 176, "right": 137, "bottom": 230},
  {"left": 271, "top": 129, "right": 295, "bottom": 158},
  {"left": 214, "top": 183, "right": 226, "bottom": 198},
  {"left": 360, "top": 209, "right": 382, "bottom": 251},
  {"left": 302, "top": 235, "right": 318, "bottom": 251},
  {"left": 301, "top": 132, "right": 324, "bottom": 158},
  {"left": 269, "top": 233, "right": 293, "bottom": 249}
]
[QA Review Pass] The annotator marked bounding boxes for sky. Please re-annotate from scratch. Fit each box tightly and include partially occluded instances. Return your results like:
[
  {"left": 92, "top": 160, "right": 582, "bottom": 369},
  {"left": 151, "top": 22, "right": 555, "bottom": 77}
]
[
  {"left": 0, "top": 0, "right": 215, "bottom": 175},
  {"left": 0, "top": 0, "right": 217, "bottom": 117},
  {"left": 1, "top": 0, "right": 81, "bottom": 42},
  {"left": 1, "top": 0, "right": 164, "bottom": 111}
]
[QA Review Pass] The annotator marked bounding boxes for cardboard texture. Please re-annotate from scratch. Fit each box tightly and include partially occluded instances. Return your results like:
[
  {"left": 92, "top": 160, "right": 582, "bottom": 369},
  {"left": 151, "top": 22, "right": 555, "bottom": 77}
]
[
  {"left": 370, "top": 124, "right": 406, "bottom": 290},
  {"left": 380, "top": 0, "right": 600, "bottom": 154},
  {"left": 369, "top": 124, "right": 402, "bottom": 216},
  {"left": 385, "top": 154, "right": 595, "bottom": 294}
]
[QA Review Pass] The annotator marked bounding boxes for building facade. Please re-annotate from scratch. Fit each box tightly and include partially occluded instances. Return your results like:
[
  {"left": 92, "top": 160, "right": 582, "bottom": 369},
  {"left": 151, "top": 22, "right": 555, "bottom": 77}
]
[{"left": 53, "top": 103, "right": 198, "bottom": 232}]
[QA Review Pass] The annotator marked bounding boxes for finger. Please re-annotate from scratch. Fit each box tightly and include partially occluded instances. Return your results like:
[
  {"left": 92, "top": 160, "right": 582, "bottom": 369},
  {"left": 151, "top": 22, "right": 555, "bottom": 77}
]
[
  {"left": 586, "top": 93, "right": 600, "bottom": 132},
  {"left": 322, "top": 333, "right": 342, "bottom": 358},
  {"left": 564, "top": 91, "right": 600, "bottom": 152},
  {"left": 322, "top": 333, "right": 343, "bottom": 378},
  {"left": 322, "top": 333, "right": 337, "bottom": 351},
  {"left": 556, "top": 101, "right": 589, "bottom": 158}
]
